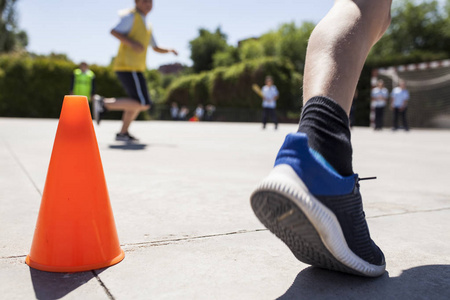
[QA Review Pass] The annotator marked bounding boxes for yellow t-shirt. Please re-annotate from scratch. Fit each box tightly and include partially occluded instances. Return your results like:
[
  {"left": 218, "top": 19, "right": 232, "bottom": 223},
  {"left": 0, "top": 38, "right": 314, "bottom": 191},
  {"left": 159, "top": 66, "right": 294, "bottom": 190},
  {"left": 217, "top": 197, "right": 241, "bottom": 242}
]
[{"left": 113, "top": 9, "right": 152, "bottom": 72}]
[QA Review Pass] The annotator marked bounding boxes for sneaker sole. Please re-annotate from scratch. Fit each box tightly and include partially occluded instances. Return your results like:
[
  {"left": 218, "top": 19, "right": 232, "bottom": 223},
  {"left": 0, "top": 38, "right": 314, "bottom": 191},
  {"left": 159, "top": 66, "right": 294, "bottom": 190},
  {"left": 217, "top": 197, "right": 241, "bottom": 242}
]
[
  {"left": 250, "top": 164, "right": 386, "bottom": 277},
  {"left": 115, "top": 137, "right": 130, "bottom": 142}
]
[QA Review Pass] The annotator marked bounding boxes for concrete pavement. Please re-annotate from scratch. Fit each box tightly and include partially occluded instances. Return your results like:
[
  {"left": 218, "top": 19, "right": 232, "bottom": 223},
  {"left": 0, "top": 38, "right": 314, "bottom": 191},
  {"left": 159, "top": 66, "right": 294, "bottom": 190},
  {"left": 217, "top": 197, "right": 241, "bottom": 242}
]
[{"left": 1, "top": 118, "right": 449, "bottom": 299}]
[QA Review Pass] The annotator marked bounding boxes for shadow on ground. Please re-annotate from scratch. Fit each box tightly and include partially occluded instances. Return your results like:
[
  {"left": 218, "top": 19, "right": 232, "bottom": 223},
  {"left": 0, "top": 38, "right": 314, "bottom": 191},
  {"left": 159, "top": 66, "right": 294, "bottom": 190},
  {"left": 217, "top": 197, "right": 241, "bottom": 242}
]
[
  {"left": 278, "top": 265, "right": 450, "bottom": 300},
  {"left": 107, "top": 143, "right": 178, "bottom": 150},
  {"left": 30, "top": 268, "right": 106, "bottom": 300},
  {"left": 108, "top": 143, "right": 148, "bottom": 150}
]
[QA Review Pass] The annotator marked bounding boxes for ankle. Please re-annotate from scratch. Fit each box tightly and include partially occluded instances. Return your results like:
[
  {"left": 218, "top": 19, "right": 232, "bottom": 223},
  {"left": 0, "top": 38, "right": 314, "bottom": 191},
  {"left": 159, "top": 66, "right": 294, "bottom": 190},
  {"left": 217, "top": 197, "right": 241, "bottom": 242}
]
[{"left": 298, "top": 96, "right": 353, "bottom": 176}]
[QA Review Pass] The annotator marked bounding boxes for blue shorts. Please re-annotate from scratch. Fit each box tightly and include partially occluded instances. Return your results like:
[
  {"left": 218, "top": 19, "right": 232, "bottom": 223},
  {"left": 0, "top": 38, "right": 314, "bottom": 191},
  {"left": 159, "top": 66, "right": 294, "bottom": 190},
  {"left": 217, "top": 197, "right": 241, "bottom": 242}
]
[{"left": 116, "top": 71, "right": 152, "bottom": 105}]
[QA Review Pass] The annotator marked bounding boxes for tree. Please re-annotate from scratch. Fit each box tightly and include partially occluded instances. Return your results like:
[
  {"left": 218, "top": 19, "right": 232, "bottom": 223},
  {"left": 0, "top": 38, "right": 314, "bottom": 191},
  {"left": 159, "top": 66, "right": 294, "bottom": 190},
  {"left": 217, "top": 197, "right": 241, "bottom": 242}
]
[
  {"left": 259, "top": 31, "right": 279, "bottom": 57},
  {"left": 369, "top": 0, "right": 450, "bottom": 61},
  {"left": 248, "top": 22, "right": 315, "bottom": 74},
  {"left": 275, "top": 22, "right": 315, "bottom": 74},
  {"left": 213, "top": 46, "right": 239, "bottom": 68},
  {"left": 442, "top": 0, "right": 450, "bottom": 38},
  {"left": 238, "top": 39, "right": 265, "bottom": 61},
  {"left": 0, "top": 0, "right": 28, "bottom": 53},
  {"left": 189, "top": 27, "right": 228, "bottom": 73}
]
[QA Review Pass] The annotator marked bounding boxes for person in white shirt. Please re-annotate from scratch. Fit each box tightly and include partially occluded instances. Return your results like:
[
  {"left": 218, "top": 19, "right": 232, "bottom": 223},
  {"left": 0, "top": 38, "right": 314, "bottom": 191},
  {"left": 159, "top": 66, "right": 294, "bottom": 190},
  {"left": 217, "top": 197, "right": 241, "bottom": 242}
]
[
  {"left": 390, "top": 80, "right": 410, "bottom": 131},
  {"left": 170, "top": 102, "right": 179, "bottom": 120},
  {"left": 261, "top": 76, "right": 279, "bottom": 129},
  {"left": 371, "top": 79, "right": 389, "bottom": 130},
  {"left": 195, "top": 104, "right": 204, "bottom": 120}
]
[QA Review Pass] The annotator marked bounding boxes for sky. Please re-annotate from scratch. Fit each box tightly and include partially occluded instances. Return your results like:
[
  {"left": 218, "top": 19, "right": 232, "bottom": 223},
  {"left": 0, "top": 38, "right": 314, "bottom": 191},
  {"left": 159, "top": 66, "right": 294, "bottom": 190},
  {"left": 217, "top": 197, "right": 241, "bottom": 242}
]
[{"left": 16, "top": 0, "right": 334, "bottom": 70}]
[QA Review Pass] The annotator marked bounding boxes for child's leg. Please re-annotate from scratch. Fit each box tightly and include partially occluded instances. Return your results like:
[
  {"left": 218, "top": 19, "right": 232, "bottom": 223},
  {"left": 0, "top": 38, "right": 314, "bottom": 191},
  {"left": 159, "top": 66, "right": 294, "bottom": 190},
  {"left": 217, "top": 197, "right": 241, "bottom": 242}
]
[
  {"left": 110, "top": 71, "right": 151, "bottom": 136},
  {"left": 104, "top": 98, "right": 149, "bottom": 111},
  {"left": 251, "top": 0, "right": 392, "bottom": 277},
  {"left": 402, "top": 108, "right": 409, "bottom": 130},
  {"left": 298, "top": 0, "right": 392, "bottom": 175},
  {"left": 303, "top": 0, "right": 392, "bottom": 113},
  {"left": 393, "top": 108, "right": 399, "bottom": 129},
  {"left": 262, "top": 108, "right": 268, "bottom": 128},
  {"left": 120, "top": 109, "right": 142, "bottom": 134},
  {"left": 271, "top": 109, "right": 278, "bottom": 127}
]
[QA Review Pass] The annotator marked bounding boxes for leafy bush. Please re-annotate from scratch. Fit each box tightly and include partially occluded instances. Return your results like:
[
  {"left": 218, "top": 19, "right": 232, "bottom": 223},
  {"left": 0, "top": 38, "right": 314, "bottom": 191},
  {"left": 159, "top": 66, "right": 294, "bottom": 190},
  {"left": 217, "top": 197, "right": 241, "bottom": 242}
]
[
  {"left": 164, "top": 74, "right": 193, "bottom": 106},
  {"left": 90, "top": 65, "right": 127, "bottom": 98},
  {"left": 164, "top": 57, "right": 302, "bottom": 110},
  {"left": 191, "top": 72, "right": 211, "bottom": 105},
  {"left": 213, "top": 46, "right": 239, "bottom": 68},
  {"left": 239, "top": 39, "right": 265, "bottom": 61},
  {"left": 0, "top": 55, "right": 133, "bottom": 118},
  {"left": 0, "top": 55, "right": 74, "bottom": 117},
  {"left": 189, "top": 27, "right": 228, "bottom": 73}
]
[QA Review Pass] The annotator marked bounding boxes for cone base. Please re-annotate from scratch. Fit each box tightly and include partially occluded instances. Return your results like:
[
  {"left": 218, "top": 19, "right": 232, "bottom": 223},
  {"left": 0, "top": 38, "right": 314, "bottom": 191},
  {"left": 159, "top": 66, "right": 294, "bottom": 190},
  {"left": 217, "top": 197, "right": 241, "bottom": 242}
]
[{"left": 25, "top": 250, "right": 125, "bottom": 273}]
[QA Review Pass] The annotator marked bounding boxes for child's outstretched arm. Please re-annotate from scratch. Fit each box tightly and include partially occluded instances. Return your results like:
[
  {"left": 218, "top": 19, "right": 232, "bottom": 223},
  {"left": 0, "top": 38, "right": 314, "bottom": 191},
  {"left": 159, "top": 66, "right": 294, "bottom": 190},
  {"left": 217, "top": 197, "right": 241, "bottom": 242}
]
[
  {"left": 111, "top": 29, "right": 145, "bottom": 53},
  {"left": 152, "top": 46, "right": 178, "bottom": 55}
]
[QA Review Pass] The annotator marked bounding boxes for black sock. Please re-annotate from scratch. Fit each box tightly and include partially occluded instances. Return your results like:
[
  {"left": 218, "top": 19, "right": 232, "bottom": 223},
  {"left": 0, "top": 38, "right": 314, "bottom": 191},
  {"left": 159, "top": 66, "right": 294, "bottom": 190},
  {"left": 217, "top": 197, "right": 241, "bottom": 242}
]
[{"left": 297, "top": 96, "right": 353, "bottom": 176}]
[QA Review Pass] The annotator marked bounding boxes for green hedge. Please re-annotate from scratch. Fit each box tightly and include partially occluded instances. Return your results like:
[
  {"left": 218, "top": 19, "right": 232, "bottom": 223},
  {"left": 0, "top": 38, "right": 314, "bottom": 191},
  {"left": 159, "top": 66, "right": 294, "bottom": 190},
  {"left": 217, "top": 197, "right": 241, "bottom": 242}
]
[
  {"left": 0, "top": 56, "right": 72, "bottom": 117},
  {"left": 164, "top": 57, "right": 302, "bottom": 110},
  {"left": 0, "top": 55, "right": 304, "bottom": 119},
  {"left": 0, "top": 55, "right": 127, "bottom": 118}
]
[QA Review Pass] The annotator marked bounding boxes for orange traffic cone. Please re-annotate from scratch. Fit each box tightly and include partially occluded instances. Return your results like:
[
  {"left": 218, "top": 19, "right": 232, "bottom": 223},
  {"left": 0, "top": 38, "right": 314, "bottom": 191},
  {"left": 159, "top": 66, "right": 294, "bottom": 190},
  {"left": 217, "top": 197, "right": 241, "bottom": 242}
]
[{"left": 26, "top": 95, "right": 124, "bottom": 272}]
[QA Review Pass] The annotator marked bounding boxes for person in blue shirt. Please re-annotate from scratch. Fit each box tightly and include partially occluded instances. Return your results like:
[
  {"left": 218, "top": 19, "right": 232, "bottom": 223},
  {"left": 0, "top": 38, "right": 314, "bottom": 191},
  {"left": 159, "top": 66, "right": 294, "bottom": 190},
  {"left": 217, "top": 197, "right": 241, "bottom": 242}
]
[
  {"left": 261, "top": 76, "right": 279, "bottom": 130},
  {"left": 390, "top": 80, "right": 410, "bottom": 131},
  {"left": 371, "top": 79, "right": 389, "bottom": 130}
]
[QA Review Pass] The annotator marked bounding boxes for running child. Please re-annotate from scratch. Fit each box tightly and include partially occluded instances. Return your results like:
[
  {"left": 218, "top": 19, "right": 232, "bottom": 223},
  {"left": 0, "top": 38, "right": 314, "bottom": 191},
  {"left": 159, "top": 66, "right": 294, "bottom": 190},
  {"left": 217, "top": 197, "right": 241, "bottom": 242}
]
[{"left": 94, "top": 0, "right": 177, "bottom": 142}]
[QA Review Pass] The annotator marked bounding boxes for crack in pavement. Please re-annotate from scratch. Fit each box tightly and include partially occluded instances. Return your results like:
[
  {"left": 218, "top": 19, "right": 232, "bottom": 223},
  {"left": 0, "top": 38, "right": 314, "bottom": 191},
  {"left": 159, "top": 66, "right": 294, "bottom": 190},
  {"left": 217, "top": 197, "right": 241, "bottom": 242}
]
[
  {"left": 1, "top": 255, "right": 27, "bottom": 260},
  {"left": 2, "top": 138, "right": 43, "bottom": 196},
  {"left": 0, "top": 229, "right": 269, "bottom": 260},
  {"left": 120, "top": 206, "right": 450, "bottom": 250},
  {"left": 2, "top": 207, "right": 449, "bottom": 260},
  {"left": 369, "top": 206, "right": 450, "bottom": 219},
  {"left": 92, "top": 271, "right": 115, "bottom": 300},
  {"left": 121, "top": 228, "right": 269, "bottom": 249},
  {"left": 4, "top": 205, "right": 449, "bottom": 259}
]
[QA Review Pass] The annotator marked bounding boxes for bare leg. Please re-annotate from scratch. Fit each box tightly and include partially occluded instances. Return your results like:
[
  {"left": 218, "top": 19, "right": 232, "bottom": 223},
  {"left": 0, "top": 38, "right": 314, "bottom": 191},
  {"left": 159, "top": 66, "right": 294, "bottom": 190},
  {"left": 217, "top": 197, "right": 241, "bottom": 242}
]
[
  {"left": 104, "top": 97, "right": 149, "bottom": 111},
  {"left": 103, "top": 97, "right": 149, "bottom": 134},
  {"left": 120, "top": 110, "right": 141, "bottom": 134},
  {"left": 251, "top": 0, "right": 393, "bottom": 278},
  {"left": 303, "top": 0, "right": 392, "bottom": 114}
]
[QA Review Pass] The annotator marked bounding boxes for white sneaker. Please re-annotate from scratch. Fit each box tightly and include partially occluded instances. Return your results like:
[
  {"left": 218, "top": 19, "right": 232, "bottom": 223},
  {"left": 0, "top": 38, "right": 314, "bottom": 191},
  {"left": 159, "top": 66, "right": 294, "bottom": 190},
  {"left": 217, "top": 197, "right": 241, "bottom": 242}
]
[{"left": 92, "top": 95, "right": 105, "bottom": 125}]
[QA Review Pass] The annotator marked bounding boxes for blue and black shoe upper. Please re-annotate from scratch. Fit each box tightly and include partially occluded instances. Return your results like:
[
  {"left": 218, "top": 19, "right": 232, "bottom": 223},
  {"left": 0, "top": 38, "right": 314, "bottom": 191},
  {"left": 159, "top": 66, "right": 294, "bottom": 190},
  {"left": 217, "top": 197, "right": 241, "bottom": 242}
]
[{"left": 274, "top": 133, "right": 385, "bottom": 266}]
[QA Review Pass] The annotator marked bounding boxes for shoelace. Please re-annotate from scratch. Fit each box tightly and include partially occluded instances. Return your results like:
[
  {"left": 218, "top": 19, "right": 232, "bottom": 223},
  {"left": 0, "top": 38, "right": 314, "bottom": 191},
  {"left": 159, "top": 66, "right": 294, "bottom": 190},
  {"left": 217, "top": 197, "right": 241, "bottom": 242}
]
[
  {"left": 358, "top": 176, "right": 377, "bottom": 181},
  {"left": 356, "top": 176, "right": 377, "bottom": 188}
]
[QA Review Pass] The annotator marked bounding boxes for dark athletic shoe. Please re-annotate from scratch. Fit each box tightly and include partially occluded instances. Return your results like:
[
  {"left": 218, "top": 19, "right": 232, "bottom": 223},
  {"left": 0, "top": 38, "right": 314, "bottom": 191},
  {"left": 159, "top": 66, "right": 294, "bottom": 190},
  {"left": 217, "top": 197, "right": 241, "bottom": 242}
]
[
  {"left": 93, "top": 94, "right": 105, "bottom": 125},
  {"left": 250, "top": 133, "right": 386, "bottom": 277},
  {"left": 115, "top": 132, "right": 139, "bottom": 142}
]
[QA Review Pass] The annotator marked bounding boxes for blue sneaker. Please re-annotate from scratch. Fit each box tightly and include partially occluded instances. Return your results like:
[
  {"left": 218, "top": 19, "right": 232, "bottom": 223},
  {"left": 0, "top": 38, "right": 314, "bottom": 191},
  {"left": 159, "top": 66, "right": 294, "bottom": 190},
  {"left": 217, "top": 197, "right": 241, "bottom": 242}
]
[{"left": 250, "top": 133, "right": 385, "bottom": 277}]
